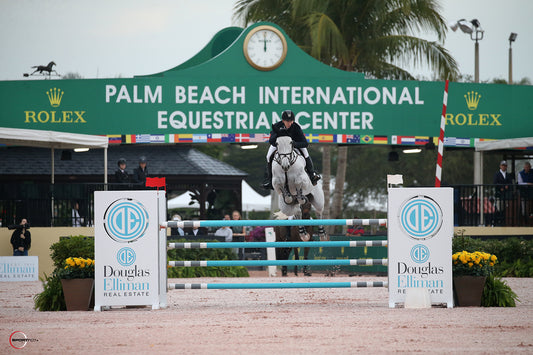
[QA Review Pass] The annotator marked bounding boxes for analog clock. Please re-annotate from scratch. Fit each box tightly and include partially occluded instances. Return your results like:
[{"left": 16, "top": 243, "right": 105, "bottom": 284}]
[{"left": 243, "top": 25, "right": 288, "bottom": 71}]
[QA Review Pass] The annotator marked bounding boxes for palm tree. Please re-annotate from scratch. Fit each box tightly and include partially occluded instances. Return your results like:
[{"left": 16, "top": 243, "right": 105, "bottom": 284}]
[{"left": 235, "top": 0, "right": 459, "bottom": 223}]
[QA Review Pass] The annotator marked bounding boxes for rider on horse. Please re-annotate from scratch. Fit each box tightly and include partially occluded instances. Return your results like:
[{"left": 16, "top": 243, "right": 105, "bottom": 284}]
[{"left": 262, "top": 110, "right": 321, "bottom": 190}]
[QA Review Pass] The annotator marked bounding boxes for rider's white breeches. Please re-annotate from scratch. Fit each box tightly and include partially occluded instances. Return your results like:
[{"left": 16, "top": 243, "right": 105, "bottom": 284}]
[{"left": 266, "top": 145, "right": 309, "bottom": 162}]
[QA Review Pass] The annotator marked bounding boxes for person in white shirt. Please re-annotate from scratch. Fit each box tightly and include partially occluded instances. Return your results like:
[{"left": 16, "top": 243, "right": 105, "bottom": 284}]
[
  {"left": 215, "top": 214, "right": 233, "bottom": 242},
  {"left": 72, "top": 202, "right": 83, "bottom": 227}
]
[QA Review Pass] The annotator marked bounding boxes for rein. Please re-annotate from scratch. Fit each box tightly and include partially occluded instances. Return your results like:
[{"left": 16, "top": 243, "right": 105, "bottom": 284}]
[{"left": 274, "top": 149, "right": 298, "bottom": 169}]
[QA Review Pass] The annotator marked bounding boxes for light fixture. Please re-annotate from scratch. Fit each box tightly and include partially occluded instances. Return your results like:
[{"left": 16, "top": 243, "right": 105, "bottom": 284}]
[
  {"left": 450, "top": 19, "right": 483, "bottom": 37},
  {"left": 240, "top": 144, "right": 258, "bottom": 150},
  {"left": 74, "top": 147, "right": 89, "bottom": 152},
  {"left": 403, "top": 148, "right": 422, "bottom": 154},
  {"left": 509, "top": 32, "right": 518, "bottom": 85},
  {"left": 450, "top": 18, "right": 484, "bottom": 83}
]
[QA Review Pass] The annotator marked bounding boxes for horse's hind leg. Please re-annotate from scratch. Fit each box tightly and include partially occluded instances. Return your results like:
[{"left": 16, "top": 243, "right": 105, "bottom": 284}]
[
  {"left": 303, "top": 247, "right": 312, "bottom": 276},
  {"left": 293, "top": 247, "right": 299, "bottom": 276},
  {"left": 318, "top": 225, "right": 328, "bottom": 241}
]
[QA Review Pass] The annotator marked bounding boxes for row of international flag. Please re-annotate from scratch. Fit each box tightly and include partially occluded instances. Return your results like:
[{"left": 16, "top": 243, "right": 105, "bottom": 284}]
[{"left": 106, "top": 133, "right": 491, "bottom": 148}]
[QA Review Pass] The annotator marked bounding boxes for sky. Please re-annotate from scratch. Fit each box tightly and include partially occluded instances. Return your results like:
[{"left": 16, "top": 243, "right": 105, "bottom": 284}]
[{"left": 0, "top": 0, "right": 531, "bottom": 82}]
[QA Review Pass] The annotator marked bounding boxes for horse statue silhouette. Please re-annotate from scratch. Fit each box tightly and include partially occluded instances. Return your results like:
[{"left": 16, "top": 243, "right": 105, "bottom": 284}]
[
  {"left": 30, "top": 61, "right": 59, "bottom": 76},
  {"left": 271, "top": 136, "right": 327, "bottom": 242}
]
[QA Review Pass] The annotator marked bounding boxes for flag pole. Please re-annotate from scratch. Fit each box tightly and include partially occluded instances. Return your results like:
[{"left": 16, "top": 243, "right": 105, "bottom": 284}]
[{"left": 435, "top": 80, "right": 449, "bottom": 187}]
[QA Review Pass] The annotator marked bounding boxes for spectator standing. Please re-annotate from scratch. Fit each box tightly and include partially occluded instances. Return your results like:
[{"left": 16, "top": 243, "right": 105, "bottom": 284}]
[
  {"left": 493, "top": 160, "right": 514, "bottom": 196},
  {"left": 518, "top": 162, "right": 533, "bottom": 186},
  {"left": 518, "top": 161, "right": 533, "bottom": 225},
  {"left": 133, "top": 156, "right": 149, "bottom": 185},
  {"left": 72, "top": 201, "right": 83, "bottom": 227},
  {"left": 115, "top": 158, "right": 129, "bottom": 184},
  {"left": 493, "top": 160, "right": 515, "bottom": 225},
  {"left": 10, "top": 218, "right": 31, "bottom": 256}
]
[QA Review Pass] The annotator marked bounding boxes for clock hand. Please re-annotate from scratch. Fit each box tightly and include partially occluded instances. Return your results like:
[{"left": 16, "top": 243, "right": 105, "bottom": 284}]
[{"left": 263, "top": 32, "right": 267, "bottom": 52}]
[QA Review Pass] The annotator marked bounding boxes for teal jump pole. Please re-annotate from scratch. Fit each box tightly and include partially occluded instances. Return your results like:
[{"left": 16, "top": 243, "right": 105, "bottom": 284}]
[
  {"left": 162, "top": 218, "right": 387, "bottom": 229},
  {"left": 168, "top": 240, "right": 388, "bottom": 249},
  {"left": 169, "top": 259, "right": 388, "bottom": 267},
  {"left": 169, "top": 281, "right": 388, "bottom": 289}
]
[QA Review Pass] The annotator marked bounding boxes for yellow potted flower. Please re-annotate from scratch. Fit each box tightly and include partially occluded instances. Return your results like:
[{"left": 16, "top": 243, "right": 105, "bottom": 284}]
[
  {"left": 57, "top": 257, "right": 95, "bottom": 311},
  {"left": 452, "top": 251, "right": 497, "bottom": 306}
]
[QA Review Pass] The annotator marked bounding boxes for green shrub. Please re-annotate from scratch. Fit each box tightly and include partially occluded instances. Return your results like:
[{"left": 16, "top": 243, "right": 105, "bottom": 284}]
[
  {"left": 452, "top": 234, "right": 533, "bottom": 277},
  {"left": 167, "top": 239, "right": 249, "bottom": 278},
  {"left": 50, "top": 236, "right": 94, "bottom": 269},
  {"left": 33, "top": 272, "right": 66, "bottom": 311},
  {"left": 34, "top": 235, "right": 93, "bottom": 311},
  {"left": 482, "top": 275, "right": 519, "bottom": 307},
  {"left": 498, "top": 258, "right": 533, "bottom": 277}
]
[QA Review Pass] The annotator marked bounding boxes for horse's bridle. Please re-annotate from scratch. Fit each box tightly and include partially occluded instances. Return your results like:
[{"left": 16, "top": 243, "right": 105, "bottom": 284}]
[{"left": 273, "top": 146, "right": 298, "bottom": 170}]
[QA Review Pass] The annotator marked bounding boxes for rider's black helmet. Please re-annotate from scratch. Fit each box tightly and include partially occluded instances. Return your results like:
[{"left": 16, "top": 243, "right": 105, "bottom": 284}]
[
  {"left": 281, "top": 110, "right": 295, "bottom": 122},
  {"left": 139, "top": 156, "right": 147, "bottom": 163},
  {"left": 117, "top": 158, "right": 126, "bottom": 166}
]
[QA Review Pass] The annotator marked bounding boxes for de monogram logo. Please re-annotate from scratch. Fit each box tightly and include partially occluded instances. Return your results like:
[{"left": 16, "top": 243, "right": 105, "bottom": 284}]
[
  {"left": 399, "top": 196, "right": 442, "bottom": 240},
  {"left": 104, "top": 198, "right": 149, "bottom": 243},
  {"left": 410, "top": 244, "right": 430, "bottom": 264},
  {"left": 117, "top": 247, "right": 137, "bottom": 266}
]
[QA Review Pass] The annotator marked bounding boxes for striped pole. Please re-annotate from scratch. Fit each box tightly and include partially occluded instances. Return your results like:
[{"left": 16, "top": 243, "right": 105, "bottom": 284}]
[
  {"left": 168, "top": 240, "right": 388, "bottom": 249},
  {"left": 435, "top": 79, "right": 449, "bottom": 187},
  {"left": 163, "top": 218, "right": 387, "bottom": 229},
  {"left": 169, "top": 281, "right": 388, "bottom": 289},
  {"left": 169, "top": 259, "right": 388, "bottom": 267}
]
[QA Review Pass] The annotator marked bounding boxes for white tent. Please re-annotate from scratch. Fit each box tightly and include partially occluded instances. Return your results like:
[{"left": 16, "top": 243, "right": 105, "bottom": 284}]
[
  {"left": 241, "top": 180, "right": 271, "bottom": 211},
  {"left": 167, "top": 191, "right": 200, "bottom": 209},
  {"left": 475, "top": 137, "right": 533, "bottom": 151},
  {"left": 167, "top": 180, "right": 270, "bottom": 212}
]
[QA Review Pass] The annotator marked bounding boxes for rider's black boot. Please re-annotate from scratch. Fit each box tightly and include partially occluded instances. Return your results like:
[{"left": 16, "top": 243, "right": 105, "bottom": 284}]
[
  {"left": 261, "top": 161, "right": 273, "bottom": 190},
  {"left": 304, "top": 157, "right": 321, "bottom": 185}
]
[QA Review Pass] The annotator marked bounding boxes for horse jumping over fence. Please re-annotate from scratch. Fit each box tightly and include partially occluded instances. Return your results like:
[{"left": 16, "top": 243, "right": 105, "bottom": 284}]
[{"left": 272, "top": 136, "right": 327, "bottom": 241}]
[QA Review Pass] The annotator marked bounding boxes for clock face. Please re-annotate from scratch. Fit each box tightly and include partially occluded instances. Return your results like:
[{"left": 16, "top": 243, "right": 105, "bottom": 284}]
[{"left": 243, "top": 25, "right": 288, "bottom": 71}]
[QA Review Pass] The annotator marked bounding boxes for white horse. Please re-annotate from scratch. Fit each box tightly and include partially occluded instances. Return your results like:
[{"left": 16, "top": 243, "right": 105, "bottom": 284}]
[{"left": 271, "top": 136, "right": 327, "bottom": 241}]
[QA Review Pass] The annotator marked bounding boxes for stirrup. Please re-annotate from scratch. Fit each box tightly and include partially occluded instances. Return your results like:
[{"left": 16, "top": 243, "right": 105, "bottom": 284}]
[
  {"left": 310, "top": 172, "right": 321, "bottom": 185},
  {"left": 262, "top": 181, "right": 273, "bottom": 190}
]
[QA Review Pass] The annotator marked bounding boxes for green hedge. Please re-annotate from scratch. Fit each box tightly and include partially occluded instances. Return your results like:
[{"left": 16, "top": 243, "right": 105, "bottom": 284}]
[
  {"left": 453, "top": 234, "right": 533, "bottom": 277},
  {"left": 167, "top": 239, "right": 249, "bottom": 278},
  {"left": 35, "top": 235, "right": 94, "bottom": 311}
]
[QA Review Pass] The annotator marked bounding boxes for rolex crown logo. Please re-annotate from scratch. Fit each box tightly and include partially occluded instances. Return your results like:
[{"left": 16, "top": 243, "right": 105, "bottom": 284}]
[
  {"left": 46, "top": 88, "right": 64, "bottom": 107},
  {"left": 464, "top": 91, "right": 481, "bottom": 111}
]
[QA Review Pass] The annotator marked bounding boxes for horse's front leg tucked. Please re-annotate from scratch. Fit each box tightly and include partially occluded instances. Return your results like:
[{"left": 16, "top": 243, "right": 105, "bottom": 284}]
[
  {"left": 295, "top": 188, "right": 308, "bottom": 205},
  {"left": 281, "top": 186, "right": 295, "bottom": 205}
]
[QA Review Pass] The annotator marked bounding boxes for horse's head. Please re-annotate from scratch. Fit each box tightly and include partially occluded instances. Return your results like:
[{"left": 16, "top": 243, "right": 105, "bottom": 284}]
[
  {"left": 48, "top": 61, "right": 56, "bottom": 68},
  {"left": 276, "top": 136, "right": 295, "bottom": 171}
]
